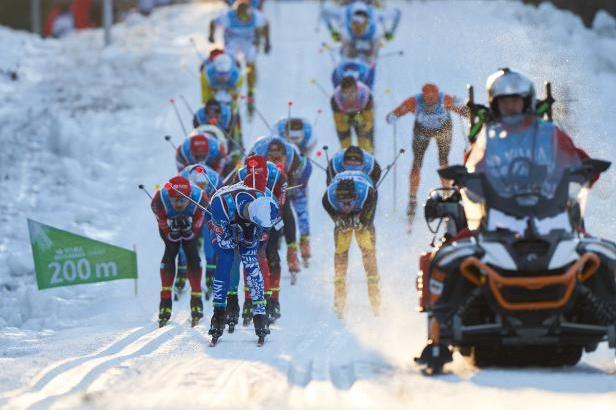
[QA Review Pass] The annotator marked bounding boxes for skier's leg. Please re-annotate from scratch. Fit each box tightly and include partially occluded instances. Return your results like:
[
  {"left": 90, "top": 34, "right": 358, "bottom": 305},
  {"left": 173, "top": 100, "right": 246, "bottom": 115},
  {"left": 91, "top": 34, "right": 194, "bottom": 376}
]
[
  {"left": 334, "top": 113, "right": 352, "bottom": 149},
  {"left": 240, "top": 243, "right": 267, "bottom": 326},
  {"left": 357, "top": 110, "right": 375, "bottom": 154},
  {"left": 203, "top": 228, "right": 216, "bottom": 298},
  {"left": 266, "top": 229, "right": 281, "bottom": 300},
  {"left": 212, "top": 244, "right": 235, "bottom": 310},
  {"left": 291, "top": 186, "right": 311, "bottom": 266},
  {"left": 355, "top": 225, "right": 380, "bottom": 315},
  {"left": 283, "top": 199, "right": 300, "bottom": 275},
  {"left": 175, "top": 245, "right": 187, "bottom": 292},
  {"left": 183, "top": 237, "right": 204, "bottom": 322},
  {"left": 435, "top": 120, "right": 453, "bottom": 187},
  {"left": 408, "top": 124, "right": 430, "bottom": 221},
  {"left": 159, "top": 230, "right": 181, "bottom": 322},
  {"left": 334, "top": 228, "right": 353, "bottom": 317}
]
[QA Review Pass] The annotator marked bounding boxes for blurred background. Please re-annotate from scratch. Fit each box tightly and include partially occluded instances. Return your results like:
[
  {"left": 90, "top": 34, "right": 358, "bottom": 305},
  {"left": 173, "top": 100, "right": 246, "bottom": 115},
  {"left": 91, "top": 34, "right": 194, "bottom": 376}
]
[{"left": 1, "top": 0, "right": 615, "bottom": 38}]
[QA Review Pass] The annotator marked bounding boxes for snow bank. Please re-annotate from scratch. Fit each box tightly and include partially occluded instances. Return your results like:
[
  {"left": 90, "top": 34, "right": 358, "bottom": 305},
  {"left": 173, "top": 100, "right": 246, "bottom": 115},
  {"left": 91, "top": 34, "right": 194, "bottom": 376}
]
[{"left": 0, "top": 4, "right": 221, "bottom": 330}]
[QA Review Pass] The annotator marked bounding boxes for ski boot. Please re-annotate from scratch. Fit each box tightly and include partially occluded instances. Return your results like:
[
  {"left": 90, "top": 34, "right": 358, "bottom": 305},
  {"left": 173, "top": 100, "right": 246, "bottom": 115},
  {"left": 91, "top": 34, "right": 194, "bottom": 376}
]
[
  {"left": 225, "top": 294, "right": 240, "bottom": 333},
  {"left": 414, "top": 342, "right": 453, "bottom": 375},
  {"left": 242, "top": 300, "right": 253, "bottom": 326},
  {"left": 300, "top": 235, "right": 311, "bottom": 268},
  {"left": 190, "top": 293, "right": 203, "bottom": 327},
  {"left": 253, "top": 314, "right": 270, "bottom": 347},
  {"left": 208, "top": 307, "right": 226, "bottom": 346},
  {"left": 173, "top": 271, "right": 187, "bottom": 301},
  {"left": 204, "top": 274, "right": 213, "bottom": 301},
  {"left": 269, "top": 299, "right": 281, "bottom": 323},
  {"left": 158, "top": 298, "right": 172, "bottom": 328}
]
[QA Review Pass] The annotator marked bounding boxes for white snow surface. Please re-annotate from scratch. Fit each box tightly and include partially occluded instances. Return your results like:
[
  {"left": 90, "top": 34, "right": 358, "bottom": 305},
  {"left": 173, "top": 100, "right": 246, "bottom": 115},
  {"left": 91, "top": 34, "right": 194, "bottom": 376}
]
[{"left": 0, "top": 1, "right": 615, "bottom": 409}]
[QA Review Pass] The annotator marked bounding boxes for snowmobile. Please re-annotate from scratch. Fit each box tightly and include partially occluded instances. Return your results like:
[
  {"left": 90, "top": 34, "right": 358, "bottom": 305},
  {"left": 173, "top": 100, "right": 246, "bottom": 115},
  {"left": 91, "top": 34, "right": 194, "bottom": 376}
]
[{"left": 414, "top": 157, "right": 615, "bottom": 374}]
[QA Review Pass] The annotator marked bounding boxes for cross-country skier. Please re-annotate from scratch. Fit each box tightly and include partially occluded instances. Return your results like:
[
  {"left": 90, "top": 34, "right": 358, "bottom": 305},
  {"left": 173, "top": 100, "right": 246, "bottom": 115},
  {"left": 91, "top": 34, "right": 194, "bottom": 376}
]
[
  {"left": 238, "top": 154, "right": 288, "bottom": 323},
  {"left": 386, "top": 83, "right": 468, "bottom": 225},
  {"left": 193, "top": 99, "right": 234, "bottom": 137},
  {"left": 322, "top": 170, "right": 380, "bottom": 318},
  {"left": 200, "top": 50, "right": 243, "bottom": 109},
  {"left": 331, "top": 76, "right": 374, "bottom": 153},
  {"left": 209, "top": 0, "right": 271, "bottom": 116},
  {"left": 151, "top": 176, "right": 208, "bottom": 327},
  {"left": 322, "top": 1, "right": 400, "bottom": 64},
  {"left": 174, "top": 164, "right": 222, "bottom": 301},
  {"left": 207, "top": 176, "right": 281, "bottom": 345},
  {"left": 326, "top": 145, "right": 381, "bottom": 185},
  {"left": 175, "top": 130, "right": 228, "bottom": 174},
  {"left": 274, "top": 117, "right": 316, "bottom": 267},
  {"left": 248, "top": 136, "right": 305, "bottom": 281},
  {"left": 332, "top": 58, "right": 374, "bottom": 90},
  {"left": 222, "top": 0, "right": 265, "bottom": 11}
]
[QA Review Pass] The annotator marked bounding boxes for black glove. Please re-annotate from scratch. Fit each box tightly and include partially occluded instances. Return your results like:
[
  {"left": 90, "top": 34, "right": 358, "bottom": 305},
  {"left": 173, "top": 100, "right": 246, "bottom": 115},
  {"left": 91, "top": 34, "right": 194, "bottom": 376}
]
[
  {"left": 264, "top": 42, "right": 271, "bottom": 54},
  {"left": 351, "top": 215, "right": 362, "bottom": 229},
  {"left": 335, "top": 216, "right": 352, "bottom": 230},
  {"left": 208, "top": 34, "right": 215, "bottom": 44}
]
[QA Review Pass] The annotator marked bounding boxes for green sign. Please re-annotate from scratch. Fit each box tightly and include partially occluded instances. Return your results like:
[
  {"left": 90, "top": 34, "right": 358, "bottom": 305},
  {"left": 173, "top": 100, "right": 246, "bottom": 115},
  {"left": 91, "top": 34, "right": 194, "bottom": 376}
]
[{"left": 27, "top": 219, "right": 138, "bottom": 290}]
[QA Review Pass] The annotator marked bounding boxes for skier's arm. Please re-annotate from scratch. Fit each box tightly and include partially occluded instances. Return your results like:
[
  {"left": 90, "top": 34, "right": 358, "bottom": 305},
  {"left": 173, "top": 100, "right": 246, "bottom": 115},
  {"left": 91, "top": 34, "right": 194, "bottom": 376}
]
[
  {"left": 151, "top": 192, "right": 172, "bottom": 237},
  {"left": 444, "top": 94, "right": 471, "bottom": 118},
  {"left": 322, "top": 191, "right": 338, "bottom": 221},
  {"left": 192, "top": 113, "right": 200, "bottom": 128},
  {"left": 175, "top": 145, "right": 188, "bottom": 172},
  {"left": 326, "top": 159, "right": 335, "bottom": 185},
  {"left": 392, "top": 96, "right": 418, "bottom": 118},
  {"left": 358, "top": 188, "right": 377, "bottom": 227},
  {"left": 273, "top": 170, "right": 288, "bottom": 206},
  {"left": 208, "top": 19, "right": 217, "bottom": 43},
  {"left": 200, "top": 70, "right": 213, "bottom": 105},
  {"left": 371, "top": 160, "right": 382, "bottom": 185},
  {"left": 282, "top": 200, "right": 297, "bottom": 246}
]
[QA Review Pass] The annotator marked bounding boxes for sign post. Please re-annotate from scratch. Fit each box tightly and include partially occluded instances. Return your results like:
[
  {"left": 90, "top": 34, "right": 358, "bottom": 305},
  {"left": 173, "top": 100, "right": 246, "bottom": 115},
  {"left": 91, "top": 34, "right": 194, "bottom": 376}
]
[{"left": 28, "top": 219, "right": 138, "bottom": 290}]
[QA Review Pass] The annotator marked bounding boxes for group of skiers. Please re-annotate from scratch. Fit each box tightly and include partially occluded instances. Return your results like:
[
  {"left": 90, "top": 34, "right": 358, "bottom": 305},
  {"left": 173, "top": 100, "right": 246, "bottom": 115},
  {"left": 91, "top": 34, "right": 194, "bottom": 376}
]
[
  {"left": 146, "top": 0, "right": 601, "bottom": 349},
  {"left": 150, "top": 0, "right": 319, "bottom": 345}
]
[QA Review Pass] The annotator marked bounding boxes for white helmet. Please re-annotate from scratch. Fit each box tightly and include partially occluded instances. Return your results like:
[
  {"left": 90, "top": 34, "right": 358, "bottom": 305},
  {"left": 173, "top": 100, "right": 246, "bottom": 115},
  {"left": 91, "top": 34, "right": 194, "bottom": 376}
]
[
  {"left": 247, "top": 196, "right": 280, "bottom": 228},
  {"left": 214, "top": 54, "right": 233, "bottom": 73},
  {"left": 486, "top": 68, "right": 536, "bottom": 116}
]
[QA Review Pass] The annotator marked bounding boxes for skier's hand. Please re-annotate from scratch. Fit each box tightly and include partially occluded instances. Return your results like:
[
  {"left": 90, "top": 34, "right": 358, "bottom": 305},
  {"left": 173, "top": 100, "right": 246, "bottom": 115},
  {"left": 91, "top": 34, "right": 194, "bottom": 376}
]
[
  {"left": 335, "top": 216, "right": 352, "bottom": 231},
  {"left": 386, "top": 113, "right": 398, "bottom": 125},
  {"left": 167, "top": 230, "right": 182, "bottom": 242},
  {"left": 385, "top": 31, "right": 394, "bottom": 42},
  {"left": 208, "top": 34, "right": 215, "bottom": 44},
  {"left": 264, "top": 42, "right": 271, "bottom": 54},
  {"left": 330, "top": 30, "right": 341, "bottom": 42},
  {"left": 351, "top": 215, "right": 362, "bottom": 229}
]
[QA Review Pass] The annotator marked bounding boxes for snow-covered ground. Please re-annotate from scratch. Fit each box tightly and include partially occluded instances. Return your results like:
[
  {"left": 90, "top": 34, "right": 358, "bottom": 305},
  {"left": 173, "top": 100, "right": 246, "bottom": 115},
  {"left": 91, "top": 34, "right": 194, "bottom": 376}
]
[{"left": 1, "top": 1, "right": 615, "bottom": 409}]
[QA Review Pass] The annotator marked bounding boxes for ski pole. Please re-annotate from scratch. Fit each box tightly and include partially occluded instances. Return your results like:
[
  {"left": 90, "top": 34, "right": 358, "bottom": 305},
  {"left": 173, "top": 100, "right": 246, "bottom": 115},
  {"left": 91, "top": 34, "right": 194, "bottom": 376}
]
[
  {"left": 243, "top": 95, "right": 272, "bottom": 132},
  {"left": 179, "top": 94, "right": 195, "bottom": 117},
  {"left": 309, "top": 78, "right": 331, "bottom": 99},
  {"left": 287, "top": 100, "right": 293, "bottom": 123},
  {"left": 169, "top": 98, "right": 188, "bottom": 136},
  {"left": 309, "top": 157, "right": 327, "bottom": 172},
  {"left": 180, "top": 62, "right": 199, "bottom": 80},
  {"left": 164, "top": 135, "right": 177, "bottom": 150},
  {"left": 138, "top": 184, "right": 154, "bottom": 200},
  {"left": 376, "top": 148, "right": 405, "bottom": 189},
  {"left": 312, "top": 109, "right": 323, "bottom": 129},
  {"left": 189, "top": 37, "right": 205, "bottom": 61},
  {"left": 323, "top": 145, "right": 332, "bottom": 181},
  {"left": 392, "top": 122, "right": 398, "bottom": 211},
  {"left": 379, "top": 50, "right": 404, "bottom": 59},
  {"left": 320, "top": 42, "right": 337, "bottom": 65}
]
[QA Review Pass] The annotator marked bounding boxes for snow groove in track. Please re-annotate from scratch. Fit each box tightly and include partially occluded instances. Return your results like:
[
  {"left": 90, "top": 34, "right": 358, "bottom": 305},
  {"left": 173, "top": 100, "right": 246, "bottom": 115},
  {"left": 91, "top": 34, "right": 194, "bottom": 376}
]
[{"left": 1, "top": 323, "right": 181, "bottom": 409}]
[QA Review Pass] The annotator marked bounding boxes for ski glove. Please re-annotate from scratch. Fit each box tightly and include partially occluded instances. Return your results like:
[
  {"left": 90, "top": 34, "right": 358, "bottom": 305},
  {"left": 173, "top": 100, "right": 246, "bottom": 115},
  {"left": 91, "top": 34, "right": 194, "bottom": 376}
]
[
  {"left": 167, "top": 230, "right": 182, "bottom": 242},
  {"left": 264, "top": 42, "right": 271, "bottom": 54},
  {"left": 330, "top": 30, "right": 341, "bottom": 42},
  {"left": 385, "top": 31, "right": 394, "bottom": 42},
  {"left": 208, "top": 34, "right": 215, "bottom": 44},
  {"left": 386, "top": 113, "right": 398, "bottom": 125},
  {"left": 335, "top": 216, "right": 353, "bottom": 231}
]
